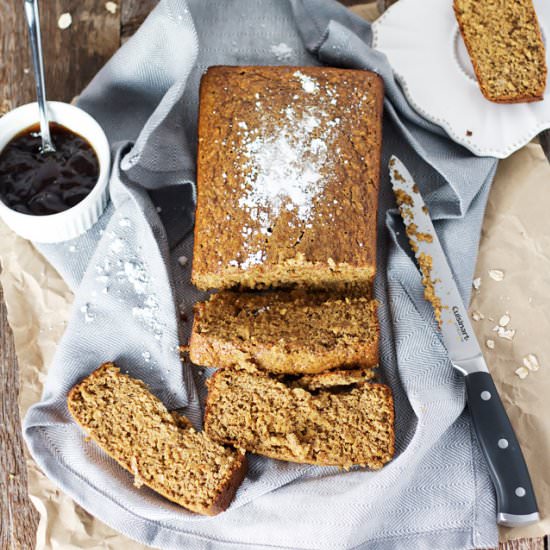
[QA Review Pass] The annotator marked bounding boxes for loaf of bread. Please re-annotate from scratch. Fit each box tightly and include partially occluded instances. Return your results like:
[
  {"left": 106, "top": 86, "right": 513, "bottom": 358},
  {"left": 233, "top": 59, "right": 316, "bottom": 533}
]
[
  {"left": 454, "top": 0, "right": 547, "bottom": 103},
  {"left": 189, "top": 290, "right": 379, "bottom": 374},
  {"left": 67, "top": 363, "right": 247, "bottom": 516},
  {"left": 192, "top": 65, "right": 383, "bottom": 291},
  {"left": 204, "top": 368, "right": 394, "bottom": 469}
]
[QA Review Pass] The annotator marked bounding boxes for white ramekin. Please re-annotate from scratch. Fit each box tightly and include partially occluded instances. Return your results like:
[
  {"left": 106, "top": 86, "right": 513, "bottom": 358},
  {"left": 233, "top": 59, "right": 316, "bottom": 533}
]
[{"left": 0, "top": 101, "right": 110, "bottom": 243}]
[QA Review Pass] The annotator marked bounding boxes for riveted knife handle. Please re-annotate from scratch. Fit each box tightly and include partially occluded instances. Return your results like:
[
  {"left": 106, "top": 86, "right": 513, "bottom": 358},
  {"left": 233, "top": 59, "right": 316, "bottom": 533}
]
[{"left": 465, "top": 372, "right": 539, "bottom": 527}]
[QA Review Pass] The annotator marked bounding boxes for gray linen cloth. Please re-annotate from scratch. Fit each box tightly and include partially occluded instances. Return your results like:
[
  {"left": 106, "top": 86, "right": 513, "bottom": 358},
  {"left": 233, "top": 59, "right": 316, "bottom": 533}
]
[{"left": 23, "top": 0, "right": 500, "bottom": 548}]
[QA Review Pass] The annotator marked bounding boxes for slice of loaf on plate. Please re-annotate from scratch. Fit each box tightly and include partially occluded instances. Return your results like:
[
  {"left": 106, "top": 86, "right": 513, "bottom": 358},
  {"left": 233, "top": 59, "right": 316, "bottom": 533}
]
[
  {"left": 67, "top": 362, "right": 247, "bottom": 516},
  {"left": 204, "top": 368, "right": 394, "bottom": 470},
  {"left": 454, "top": 0, "right": 547, "bottom": 103},
  {"left": 189, "top": 290, "right": 379, "bottom": 374}
]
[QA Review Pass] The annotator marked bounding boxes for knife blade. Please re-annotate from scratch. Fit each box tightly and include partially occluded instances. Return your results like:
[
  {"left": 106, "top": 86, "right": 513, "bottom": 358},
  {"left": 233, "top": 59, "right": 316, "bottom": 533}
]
[{"left": 389, "top": 155, "right": 540, "bottom": 527}]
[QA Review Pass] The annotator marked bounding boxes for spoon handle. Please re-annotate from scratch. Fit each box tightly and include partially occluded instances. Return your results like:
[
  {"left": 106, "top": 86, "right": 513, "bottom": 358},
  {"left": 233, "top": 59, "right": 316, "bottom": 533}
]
[{"left": 23, "top": 0, "right": 55, "bottom": 153}]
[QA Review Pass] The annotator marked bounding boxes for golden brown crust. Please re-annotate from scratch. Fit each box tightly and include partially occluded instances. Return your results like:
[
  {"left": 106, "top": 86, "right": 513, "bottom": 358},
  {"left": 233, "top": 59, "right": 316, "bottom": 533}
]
[
  {"left": 192, "top": 65, "right": 383, "bottom": 291},
  {"left": 206, "top": 453, "right": 248, "bottom": 515},
  {"left": 67, "top": 363, "right": 246, "bottom": 516},
  {"left": 453, "top": 0, "right": 546, "bottom": 103}
]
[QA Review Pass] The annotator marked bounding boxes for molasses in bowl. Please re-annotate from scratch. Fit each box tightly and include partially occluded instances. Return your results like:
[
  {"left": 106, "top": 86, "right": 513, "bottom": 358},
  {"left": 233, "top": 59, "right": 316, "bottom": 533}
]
[{"left": 0, "top": 101, "right": 110, "bottom": 243}]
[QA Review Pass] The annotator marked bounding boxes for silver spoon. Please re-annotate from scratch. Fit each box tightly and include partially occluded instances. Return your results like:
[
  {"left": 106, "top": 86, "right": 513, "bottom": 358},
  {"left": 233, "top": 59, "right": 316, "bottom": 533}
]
[{"left": 23, "top": 0, "right": 56, "bottom": 153}]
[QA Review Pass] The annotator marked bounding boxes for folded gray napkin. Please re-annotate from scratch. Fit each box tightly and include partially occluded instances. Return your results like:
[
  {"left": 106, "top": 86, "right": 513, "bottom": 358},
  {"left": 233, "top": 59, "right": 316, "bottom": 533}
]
[{"left": 23, "top": 0, "right": 499, "bottom": 548}]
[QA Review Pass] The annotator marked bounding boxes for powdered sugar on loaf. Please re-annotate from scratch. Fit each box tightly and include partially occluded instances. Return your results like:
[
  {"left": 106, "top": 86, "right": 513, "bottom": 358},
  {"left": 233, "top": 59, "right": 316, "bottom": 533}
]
[
  {"left": 236, "top": 72, "right": 340, "bottom": 237},
  {"left": 226, "top": 72, "right": 346, "bottom": 269}
]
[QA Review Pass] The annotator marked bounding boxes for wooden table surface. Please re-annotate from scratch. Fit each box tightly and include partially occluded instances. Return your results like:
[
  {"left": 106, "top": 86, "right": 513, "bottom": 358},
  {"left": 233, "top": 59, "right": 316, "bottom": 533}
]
[{"left": 0, "top": 1, "right": 546, "bottom": 549}]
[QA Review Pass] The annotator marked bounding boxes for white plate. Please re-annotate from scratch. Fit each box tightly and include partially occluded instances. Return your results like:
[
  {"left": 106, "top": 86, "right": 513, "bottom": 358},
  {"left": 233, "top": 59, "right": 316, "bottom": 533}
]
[{"left": 372, "top": 0, "right": 550, "bottom": 158}]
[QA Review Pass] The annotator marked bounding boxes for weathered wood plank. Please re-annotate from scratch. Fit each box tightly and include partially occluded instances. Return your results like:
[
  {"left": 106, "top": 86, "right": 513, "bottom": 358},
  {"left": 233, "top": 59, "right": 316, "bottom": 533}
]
[
  {"left": 121, "top": 0, "right": 158, "bottom": 40},
  {"left": 0, "top": 281, "right": 40, "bottom": 550},
  {"left": 0, "top": 0, "right": 120, "bottom": 107}
]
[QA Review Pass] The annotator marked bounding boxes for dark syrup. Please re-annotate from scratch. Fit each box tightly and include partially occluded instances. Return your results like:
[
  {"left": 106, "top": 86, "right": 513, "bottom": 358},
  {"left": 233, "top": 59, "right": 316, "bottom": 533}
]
[{"left": 0, "top": 122, "right": 99, "bottom": 216}]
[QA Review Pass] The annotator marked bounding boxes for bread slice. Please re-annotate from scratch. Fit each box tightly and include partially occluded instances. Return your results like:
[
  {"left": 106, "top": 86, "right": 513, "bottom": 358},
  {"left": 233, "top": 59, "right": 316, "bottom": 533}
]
[
  {"left": 189, "top": 290, "right": 379, "bottom": 374},
  {"left": 454, "top": 0, "right": 547, "bottom": 103},
  {"left": 67, "top": 363, "right": 247, "bottom": 516},
  {"left": 204, "top": 368, "right": 394, "bottom": 469}
]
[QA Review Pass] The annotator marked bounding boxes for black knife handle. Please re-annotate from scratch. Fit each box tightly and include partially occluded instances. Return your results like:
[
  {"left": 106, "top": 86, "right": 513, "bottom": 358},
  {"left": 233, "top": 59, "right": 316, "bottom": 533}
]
[{"left": 465, "top": 372, "right": 539, "bottom": 526}]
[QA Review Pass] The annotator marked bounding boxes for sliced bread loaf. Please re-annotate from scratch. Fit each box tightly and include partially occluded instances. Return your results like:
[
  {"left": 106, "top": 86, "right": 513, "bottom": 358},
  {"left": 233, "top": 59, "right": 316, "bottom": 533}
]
[
  {"left": 454, "top": 0, "right": 547, "bottom": 103},
  {"left": 204, "top": 368, "right": 394, "bottom": 469},
  {"left": 189, "top": 290, "right": 379, "bottom": 374},
  {"left": 67, "top": 363, "right": 247, "bottom": 516}
]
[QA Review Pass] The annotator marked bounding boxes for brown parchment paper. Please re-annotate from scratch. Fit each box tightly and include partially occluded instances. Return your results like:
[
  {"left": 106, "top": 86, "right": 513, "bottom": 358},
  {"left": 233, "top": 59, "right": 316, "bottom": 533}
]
[
  {"left": 0, "top": 5, "right": 548, "bottom": 547},
  {"left": 470, "top": 143, "right": 550, "bottom": 542}
]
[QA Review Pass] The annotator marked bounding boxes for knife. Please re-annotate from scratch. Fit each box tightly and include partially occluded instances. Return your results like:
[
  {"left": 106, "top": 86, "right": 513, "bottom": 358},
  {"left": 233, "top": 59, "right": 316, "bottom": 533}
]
[{"left": 389, "top": 155, "right": 539, "bottom": 527}]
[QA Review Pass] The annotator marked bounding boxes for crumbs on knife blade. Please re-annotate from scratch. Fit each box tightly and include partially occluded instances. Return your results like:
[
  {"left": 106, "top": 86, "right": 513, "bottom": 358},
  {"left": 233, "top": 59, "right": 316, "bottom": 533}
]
[{"left": 393, "top": 179, "right": 442, "bottom": 326}]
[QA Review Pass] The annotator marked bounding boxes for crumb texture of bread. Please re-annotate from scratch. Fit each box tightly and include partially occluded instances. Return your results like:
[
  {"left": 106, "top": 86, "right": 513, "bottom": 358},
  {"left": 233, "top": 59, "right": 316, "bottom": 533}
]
[
  {"left": 189, "top": 290, "right": 379, "bottom": 374},
  {"left": 289, "top": 367, "right": 378, "bottom": 391},
  {"left": 192, "top": 66, "right": 383, "bottom": 291},
  {"left": 67, "top": 363, "right": 246, "bottom": 516},
  {"left": 204, "top": 369, "right": 394, "bottom": 469},
  {"left": 454, "top": 0, "right": 547, "bottom": 103}
]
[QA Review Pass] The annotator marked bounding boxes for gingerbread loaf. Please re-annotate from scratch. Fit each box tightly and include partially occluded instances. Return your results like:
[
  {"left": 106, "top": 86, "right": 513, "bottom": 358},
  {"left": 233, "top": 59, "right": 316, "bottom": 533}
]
[
  {"left": 67, "top": 363, "right": 247, "bottom": 516},
  {"left": 192, "top": 66, "right": 383, "bottom": 291}
]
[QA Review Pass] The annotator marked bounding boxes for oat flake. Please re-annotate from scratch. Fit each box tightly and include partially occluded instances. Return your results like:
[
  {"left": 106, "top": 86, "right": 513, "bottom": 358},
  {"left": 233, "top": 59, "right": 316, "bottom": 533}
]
[
  {"left": 105, "top": 1, "right": 118, "bottom": 14},
  {"left": 471, "top": 310, "right": 484, "bottom": 321},
  {"left": 472, "top": 277, "right": 481, "bottom": 290},
  {"left": 58, "top": 13, "right": 72, "bottom": 29},
  {"left": 515, "top": 366, "right": 529, "bottom": 379},
  {"left": 486, "top": 339, "right": 495, "bottom": 349},
  {"left": 493, "top": 326, "right": 515, "bottom": 340},
  {"left": 488, "top": 269, "right": 504, "bottom": 282},
  {"left": 523, "top": 354, "right": 540, "bottom": 371},
  {"left": 498, "top": 314, "right": 510, "bottom": 327}
]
